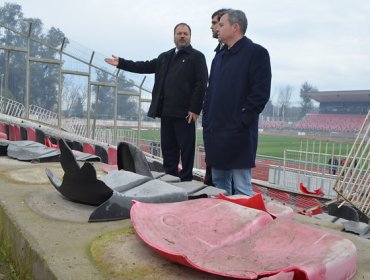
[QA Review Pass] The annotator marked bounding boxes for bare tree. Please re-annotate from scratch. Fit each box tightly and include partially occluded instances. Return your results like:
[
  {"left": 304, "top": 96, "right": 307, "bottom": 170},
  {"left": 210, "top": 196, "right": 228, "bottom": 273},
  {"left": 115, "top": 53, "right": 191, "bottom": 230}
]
[
  {"left": 261, "top": 99, "right": 273, "bottom": 119},
  {"left": 62, "top": 76, "right": 87, "bottom": 116},
  {"left": 277, "top": 85, "right": 293, "bottom": 122}
]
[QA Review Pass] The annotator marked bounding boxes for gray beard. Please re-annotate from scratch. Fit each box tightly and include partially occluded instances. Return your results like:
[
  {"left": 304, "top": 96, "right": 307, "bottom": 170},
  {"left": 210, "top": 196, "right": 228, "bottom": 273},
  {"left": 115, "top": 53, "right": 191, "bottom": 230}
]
[{"left": 177, "top": 43, "right": 189, "bottom": 50}]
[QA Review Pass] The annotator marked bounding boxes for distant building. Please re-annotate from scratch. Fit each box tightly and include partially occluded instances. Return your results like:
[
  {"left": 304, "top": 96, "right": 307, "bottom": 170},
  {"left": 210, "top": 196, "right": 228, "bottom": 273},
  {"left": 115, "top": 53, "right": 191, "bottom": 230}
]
[{"left": 305, "top": 90, "right": 370, "bottom": 115}]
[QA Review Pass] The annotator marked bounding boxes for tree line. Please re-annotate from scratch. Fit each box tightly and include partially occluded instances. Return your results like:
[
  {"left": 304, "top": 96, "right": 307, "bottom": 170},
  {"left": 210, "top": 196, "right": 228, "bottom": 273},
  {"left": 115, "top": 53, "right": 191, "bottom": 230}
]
[{"left": 262, "top": 82, "right": 318, "bottom": 122}]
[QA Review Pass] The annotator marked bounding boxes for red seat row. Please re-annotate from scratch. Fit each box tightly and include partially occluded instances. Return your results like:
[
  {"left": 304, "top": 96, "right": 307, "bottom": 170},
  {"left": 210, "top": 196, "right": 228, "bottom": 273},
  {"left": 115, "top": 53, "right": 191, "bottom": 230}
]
[
  {"left": 293, "top": 114, "right": 364, "bottom": 133},
  {"left": 259, "top": 120, "right": 284, "bottom": 129},
  {"left": 0, "top": 121, "right": 117, "bottom": 165},
  {"left": 82, "top": 143, "right": 117, "bottom": 165}
]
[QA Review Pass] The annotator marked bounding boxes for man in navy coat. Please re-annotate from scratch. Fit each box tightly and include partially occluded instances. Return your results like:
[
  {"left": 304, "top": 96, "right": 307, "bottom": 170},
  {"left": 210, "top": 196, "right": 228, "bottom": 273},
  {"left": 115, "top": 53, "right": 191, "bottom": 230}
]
[
  {"left": 202, "top": 9, "right": 271, "bottom": 195},
  {"left": 105, "top": 23, "right": 208, "bottom": 181}
]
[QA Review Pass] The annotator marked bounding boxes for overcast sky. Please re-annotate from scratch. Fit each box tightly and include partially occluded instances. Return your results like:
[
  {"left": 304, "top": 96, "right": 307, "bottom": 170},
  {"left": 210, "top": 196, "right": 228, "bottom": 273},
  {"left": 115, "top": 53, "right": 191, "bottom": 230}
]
[{"left": 5, "top": 0, "right": 370, "bottom": 104}]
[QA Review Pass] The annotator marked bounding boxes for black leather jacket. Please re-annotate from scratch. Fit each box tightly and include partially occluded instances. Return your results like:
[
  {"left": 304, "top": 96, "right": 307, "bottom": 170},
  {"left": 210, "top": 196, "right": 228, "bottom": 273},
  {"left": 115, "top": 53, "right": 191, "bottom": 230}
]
[{"left": 117, "top": 45, "right": 208, "bottom": 118}]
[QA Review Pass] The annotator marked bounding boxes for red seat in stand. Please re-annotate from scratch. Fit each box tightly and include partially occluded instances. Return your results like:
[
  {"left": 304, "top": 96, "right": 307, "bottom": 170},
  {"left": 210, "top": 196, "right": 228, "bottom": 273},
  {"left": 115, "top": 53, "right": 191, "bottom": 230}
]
[
  {"left": 9, "top": 124, "right": 21, "bottom": 141},
  {"left": 0, "top": 122, "right": 7, "bottom": 140},
  {"left": 108, "top": 146, "right": 117, "bottom": 165},
  {"left": 83, "top": 143, "right": 95, "bottom": 155},
  {"left": 27, "top": 127, "right": 36, "bottom": 141}
]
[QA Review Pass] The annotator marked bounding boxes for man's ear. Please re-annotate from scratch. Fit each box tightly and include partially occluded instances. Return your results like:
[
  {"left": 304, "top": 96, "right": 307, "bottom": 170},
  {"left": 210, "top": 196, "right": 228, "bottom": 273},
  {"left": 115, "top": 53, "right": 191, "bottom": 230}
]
[{"left": 233, "top": 23, "right": 240, "bottom": 33}]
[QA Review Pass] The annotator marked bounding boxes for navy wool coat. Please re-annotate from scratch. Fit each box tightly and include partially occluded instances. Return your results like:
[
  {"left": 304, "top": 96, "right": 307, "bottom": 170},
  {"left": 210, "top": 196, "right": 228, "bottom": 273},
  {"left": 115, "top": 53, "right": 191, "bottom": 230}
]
[
  {"left": 202, "top": 37, "right": 271, "bottom": 169},
  {"left": 117, "top": 45, "right": 208, "bottom": 119}
]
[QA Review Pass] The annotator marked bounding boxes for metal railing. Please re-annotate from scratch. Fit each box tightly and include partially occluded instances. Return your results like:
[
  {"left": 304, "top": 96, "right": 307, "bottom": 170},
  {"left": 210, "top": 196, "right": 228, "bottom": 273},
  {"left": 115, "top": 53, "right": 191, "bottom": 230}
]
[
  {"left": 29, "top": 104, "right": 58, "bottom": 126},
  {"left": 0, "top": 19, "right": 154, "bottom": 146},
  {"left": 0, "top": 96, "right": 25, "bottom": 117},
  {"left": 334, "top": 110, "right": 370, "bottom": 219}
]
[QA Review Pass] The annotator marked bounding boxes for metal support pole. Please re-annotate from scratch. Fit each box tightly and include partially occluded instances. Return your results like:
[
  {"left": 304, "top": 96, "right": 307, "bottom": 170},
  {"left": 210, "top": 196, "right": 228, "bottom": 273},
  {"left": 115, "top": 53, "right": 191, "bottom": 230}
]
[
  {"left": 114, "top": 73, "right": 118, "bottom": 145},
  {"left": 87, "top": 51, "right": 95, "bottom": 138},
  {"left": 4, "top": 51, "right": 9, "bottom": 101},
  {"left": 194, "top": 121, "right": 199, "bottom": 168},
  {"left": 57, "top": 37, "right": 66, "bottom": 130},
  {"left": 92, "top": 85, "right": 99, "bottom": 140},
  {"left": 0, "top": 73, "right": 3, "bottom": 99},
  {"left": 137, "top": 76, "right": 146, "bottom": 147},
  {"left": 25, "top": 22, "right": 33, "bottom": 119}
]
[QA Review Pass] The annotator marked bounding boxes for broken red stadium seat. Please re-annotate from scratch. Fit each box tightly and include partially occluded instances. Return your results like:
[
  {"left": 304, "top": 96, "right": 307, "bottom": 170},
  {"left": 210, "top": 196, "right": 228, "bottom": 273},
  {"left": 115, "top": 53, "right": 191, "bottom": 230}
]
[
  {"left": 44, "top": 138, "right": 59, "bottom": 149},
  {"left": 299, "top": 182, "right": 324, "bottom": 196},
  {"left": 131, "top": 198, "right": 357, "bottom": 279}
]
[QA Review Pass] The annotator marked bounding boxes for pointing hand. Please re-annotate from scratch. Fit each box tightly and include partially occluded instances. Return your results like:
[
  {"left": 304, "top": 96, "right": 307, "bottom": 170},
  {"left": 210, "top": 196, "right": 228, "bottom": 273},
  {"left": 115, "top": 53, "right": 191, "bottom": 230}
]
[{"left": 104, "top": 55, "right": 119, "bottom": 66}]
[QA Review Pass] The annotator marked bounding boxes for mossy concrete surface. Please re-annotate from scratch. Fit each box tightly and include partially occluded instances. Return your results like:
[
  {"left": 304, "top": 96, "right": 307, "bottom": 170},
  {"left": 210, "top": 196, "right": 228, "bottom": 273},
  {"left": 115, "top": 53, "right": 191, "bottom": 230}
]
[
  {"left": 0, "top": 157, "right": 130, "bottom": 280},
  {"left": 0, "top": 157, "right": 225, "bottom": 280},
  {"left": 89, "top": 226, "right": 226, "bottom": 280}
]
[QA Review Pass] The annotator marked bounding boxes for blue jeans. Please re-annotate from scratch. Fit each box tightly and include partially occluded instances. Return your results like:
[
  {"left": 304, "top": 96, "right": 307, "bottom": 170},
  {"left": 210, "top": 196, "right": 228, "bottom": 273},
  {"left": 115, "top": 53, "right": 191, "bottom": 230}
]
[{"left": 212, "top": 168, "right": 253, "bottom": 196}]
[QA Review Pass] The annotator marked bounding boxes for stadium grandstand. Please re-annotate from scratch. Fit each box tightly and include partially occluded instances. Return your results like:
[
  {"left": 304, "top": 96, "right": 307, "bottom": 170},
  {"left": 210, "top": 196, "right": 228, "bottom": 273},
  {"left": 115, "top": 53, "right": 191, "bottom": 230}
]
[
  {"left": 261, "top": 90, "right": 370, "bottom": 135},
  {"left": 295, "top": 90, "right": 370, "bottom": 133},
  {"left": 306, "top": 90, "right": 370, "bottom": 115}
]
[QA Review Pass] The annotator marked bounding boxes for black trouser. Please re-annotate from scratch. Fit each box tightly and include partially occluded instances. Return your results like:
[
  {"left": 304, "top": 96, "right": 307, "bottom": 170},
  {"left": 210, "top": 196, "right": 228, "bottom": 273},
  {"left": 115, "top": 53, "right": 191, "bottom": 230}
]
[{"left": 160, "top": 116, "right": 195, "bottom": 181}]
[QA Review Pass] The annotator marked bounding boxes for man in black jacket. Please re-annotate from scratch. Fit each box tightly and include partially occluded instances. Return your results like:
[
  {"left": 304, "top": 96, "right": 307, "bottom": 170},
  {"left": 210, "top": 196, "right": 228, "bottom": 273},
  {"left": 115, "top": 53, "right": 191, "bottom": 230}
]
[{"left": 105, "top": 23, "right": 208, "bottom": 181}]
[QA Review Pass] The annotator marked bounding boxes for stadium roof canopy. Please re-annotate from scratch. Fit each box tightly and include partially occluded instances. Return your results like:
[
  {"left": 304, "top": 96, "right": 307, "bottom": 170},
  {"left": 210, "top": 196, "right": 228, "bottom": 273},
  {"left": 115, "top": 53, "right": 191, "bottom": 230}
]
[{"left": 306, "top": 90, "right": 370, "bottom": 103}]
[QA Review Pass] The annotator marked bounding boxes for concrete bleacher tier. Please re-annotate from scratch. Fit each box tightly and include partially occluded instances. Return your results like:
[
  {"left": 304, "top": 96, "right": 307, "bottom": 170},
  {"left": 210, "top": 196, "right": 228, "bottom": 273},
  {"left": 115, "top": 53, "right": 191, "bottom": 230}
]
[{"left": 294, "top": 113, "right": 364, "bottom": 133}]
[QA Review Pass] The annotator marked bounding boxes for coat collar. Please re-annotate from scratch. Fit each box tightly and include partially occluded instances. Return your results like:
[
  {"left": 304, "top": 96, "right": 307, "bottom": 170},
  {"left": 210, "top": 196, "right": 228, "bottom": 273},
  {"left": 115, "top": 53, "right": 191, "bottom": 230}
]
[
  {"left": 214, "top": 43, "right": 226, "bottom": 53},
  {"left": 179, "top": 44, "right": 193, "bottom": 54},
  {"left": 168, "top": 44, "right": 193, "bottom": 56},
  {"left": 226, "top": 36, "right": 250, "bottom": 54}
]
